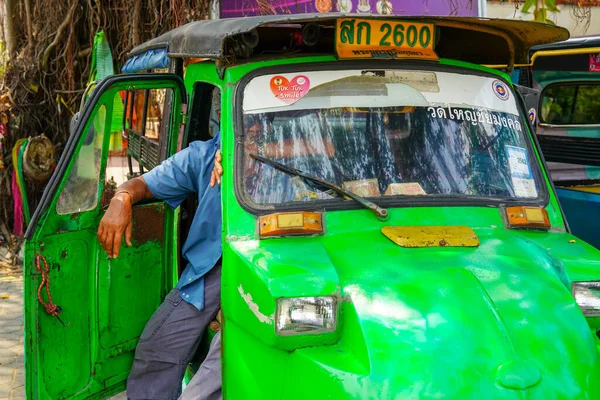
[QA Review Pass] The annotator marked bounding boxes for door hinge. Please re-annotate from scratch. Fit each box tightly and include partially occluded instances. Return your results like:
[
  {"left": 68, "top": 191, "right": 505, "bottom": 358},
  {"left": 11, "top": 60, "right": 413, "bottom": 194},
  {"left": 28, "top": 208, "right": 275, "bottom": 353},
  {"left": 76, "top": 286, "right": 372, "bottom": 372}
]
[
  {"left": 180, "top": 102, "right": 188, "bottom": 123},
  {"left": 177, "top": 103, "right": 188, "bottom": 151}
]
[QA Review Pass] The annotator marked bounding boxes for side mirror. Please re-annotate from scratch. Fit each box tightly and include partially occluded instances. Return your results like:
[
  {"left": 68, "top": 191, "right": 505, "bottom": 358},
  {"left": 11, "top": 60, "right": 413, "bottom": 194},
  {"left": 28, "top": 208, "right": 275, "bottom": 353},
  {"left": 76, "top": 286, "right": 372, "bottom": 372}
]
[{"left": 538, "top": 83, "right": 600, "bottom": 127}]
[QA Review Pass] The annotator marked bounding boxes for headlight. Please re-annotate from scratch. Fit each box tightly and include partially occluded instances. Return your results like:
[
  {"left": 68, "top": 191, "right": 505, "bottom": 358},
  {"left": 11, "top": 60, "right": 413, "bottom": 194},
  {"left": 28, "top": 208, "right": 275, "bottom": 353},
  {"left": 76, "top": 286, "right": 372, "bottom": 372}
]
[
  {"left": 572, "top": 281, "right": 600, "bottom": 317},
  {"left": 276, "top": 296, "right": 337, "bottom": 335}
]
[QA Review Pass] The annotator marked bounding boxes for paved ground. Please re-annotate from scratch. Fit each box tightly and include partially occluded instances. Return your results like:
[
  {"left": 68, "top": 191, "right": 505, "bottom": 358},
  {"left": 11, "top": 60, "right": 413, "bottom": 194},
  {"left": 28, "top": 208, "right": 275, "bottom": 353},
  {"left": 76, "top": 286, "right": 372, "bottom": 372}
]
[{"left": 0, "top": 263, "right": 24, "bottom": 400}]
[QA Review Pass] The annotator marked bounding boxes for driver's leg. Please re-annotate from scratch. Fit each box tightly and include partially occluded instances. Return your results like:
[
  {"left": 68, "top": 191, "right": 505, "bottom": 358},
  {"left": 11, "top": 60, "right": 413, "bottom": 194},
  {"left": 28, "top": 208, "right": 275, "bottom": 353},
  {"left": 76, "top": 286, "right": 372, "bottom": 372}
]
[
  {"left": 127, "top": 263, "right": 222, "bottom": 400},
  {"left": 178, "top": 332, "right": 222, "bottom": 400}
]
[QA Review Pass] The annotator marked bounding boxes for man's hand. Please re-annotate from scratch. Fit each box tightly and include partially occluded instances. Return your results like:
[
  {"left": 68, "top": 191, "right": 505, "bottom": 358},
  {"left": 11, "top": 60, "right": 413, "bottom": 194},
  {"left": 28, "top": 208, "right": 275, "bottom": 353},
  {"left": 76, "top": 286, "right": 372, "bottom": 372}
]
[
  {"left": 96, "top": 176, "right": 154, "bottom": 258},
  {"left": 210, "top": 149, "right": 223, "bottom": 187},
  {"left": 97, "top": 193, "right": 133, "bottom": 258}
]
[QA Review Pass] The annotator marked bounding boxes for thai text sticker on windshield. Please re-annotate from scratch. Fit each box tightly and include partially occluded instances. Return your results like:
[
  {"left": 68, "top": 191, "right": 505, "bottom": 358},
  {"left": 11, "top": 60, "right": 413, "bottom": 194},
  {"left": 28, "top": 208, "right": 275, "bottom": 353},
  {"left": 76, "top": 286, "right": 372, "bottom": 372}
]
[
  {"left": 505, "top": 145, "right": 531, "bottom": 178},
  {"left": 506, "top": 145, "right": 537, "bottom": 198}
]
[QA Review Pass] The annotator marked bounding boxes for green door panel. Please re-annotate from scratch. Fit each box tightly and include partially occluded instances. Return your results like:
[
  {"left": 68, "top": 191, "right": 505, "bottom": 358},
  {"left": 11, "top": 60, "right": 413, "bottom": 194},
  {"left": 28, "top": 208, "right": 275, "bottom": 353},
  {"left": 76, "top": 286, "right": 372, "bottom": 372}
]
[
  {"left": 98, "top": 204, "right": 168, "bottom": 351},
  {"left": 32, "top": 233, "right": 93, "bottom": 399},
  {"left": 25, "top": 205, "right": 173, "bottom": 399},
  {"left": 24, "top": 74, "right": 186, "bottom": 399}
]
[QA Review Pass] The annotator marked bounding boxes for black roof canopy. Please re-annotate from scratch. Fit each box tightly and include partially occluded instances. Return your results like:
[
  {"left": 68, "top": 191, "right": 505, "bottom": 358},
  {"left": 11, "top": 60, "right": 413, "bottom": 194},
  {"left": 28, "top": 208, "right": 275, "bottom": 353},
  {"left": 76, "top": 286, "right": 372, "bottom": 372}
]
[
  {"left": 529, "top": 35, "right": 600, "bottom": 72},
  {"left": 129, "top": 14, "right": 569, "bottom": 67},
  {"left": 530, "top": 35, "right": 600, "bottom": 53}
]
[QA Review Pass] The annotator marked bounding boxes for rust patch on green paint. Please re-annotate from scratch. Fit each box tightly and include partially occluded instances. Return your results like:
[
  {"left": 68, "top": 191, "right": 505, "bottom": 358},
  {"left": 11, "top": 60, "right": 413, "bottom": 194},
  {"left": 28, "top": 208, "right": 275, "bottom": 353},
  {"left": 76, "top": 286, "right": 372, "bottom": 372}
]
[{"left": 132, "top": 204, "right": 165, "bottom": 244}]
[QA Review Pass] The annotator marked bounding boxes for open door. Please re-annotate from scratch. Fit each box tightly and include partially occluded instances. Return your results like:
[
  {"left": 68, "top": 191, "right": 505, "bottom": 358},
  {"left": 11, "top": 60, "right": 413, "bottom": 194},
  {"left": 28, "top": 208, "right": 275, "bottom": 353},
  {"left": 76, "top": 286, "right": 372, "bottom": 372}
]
[{"left": 23, "top": 74, "right": 186, "bottom": 399}]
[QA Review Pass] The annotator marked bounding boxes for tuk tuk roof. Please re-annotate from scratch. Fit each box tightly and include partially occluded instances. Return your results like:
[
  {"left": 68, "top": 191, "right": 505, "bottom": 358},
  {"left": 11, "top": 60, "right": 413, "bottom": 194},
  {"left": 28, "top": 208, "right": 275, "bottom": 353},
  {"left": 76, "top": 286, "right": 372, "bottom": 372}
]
[
  {"left": 128, "top": 14, "right": 568, "bottom": 67},
  {"left": 530, "top": 35, "right": 600, "bottom": 53}
]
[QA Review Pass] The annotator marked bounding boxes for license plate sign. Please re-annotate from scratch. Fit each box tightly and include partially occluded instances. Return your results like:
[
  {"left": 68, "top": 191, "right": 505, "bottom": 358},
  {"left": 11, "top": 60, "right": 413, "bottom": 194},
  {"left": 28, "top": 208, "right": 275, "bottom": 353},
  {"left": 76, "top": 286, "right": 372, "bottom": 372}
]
[{"left": 335, "top": 18, "right": 438, "bottom": 61}]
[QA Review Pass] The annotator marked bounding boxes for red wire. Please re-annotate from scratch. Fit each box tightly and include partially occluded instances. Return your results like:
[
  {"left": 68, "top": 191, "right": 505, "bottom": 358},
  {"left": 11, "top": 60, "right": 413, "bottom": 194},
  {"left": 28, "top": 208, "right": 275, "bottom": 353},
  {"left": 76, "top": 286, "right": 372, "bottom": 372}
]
[{"left": 36, "top": 254, "right": 61, "bottom": 317}]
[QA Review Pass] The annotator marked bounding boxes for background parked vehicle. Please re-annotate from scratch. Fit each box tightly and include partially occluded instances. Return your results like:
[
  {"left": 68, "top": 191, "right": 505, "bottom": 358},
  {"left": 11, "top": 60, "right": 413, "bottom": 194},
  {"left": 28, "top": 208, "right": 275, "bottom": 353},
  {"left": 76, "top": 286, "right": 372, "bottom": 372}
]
[{"left": 526, "top": 36, "right": 600, "bottom": 249}]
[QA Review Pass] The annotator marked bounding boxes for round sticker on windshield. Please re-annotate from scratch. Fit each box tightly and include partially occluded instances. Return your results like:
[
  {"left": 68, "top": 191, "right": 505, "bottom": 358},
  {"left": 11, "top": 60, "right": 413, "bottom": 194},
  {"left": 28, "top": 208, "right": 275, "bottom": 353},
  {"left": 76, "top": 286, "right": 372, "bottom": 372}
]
[
  {"left": 492, "top": 80, "right": 510, "bottom": 101},
  {"left": 528, "top": 108, "right": 536, "bottom": 124},
  {"left": 270, "top": 75, "right": 311, "bottom": 105}
]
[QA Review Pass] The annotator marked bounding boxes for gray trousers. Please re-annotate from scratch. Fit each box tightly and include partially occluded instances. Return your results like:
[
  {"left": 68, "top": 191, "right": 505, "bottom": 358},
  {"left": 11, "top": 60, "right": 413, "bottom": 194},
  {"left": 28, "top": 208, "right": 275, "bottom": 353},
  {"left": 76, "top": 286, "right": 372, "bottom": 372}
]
[
  {"left": 179, "top": 332, "right": 222, "bottom": 400},
  {"left": 126, "top": 263, "right": 221, "bottom": 400}
]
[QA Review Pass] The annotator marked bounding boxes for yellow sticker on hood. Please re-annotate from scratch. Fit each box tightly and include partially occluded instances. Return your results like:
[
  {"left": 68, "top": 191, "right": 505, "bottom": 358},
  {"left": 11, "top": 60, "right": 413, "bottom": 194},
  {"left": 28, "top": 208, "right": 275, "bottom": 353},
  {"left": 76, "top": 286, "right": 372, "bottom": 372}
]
[{"left": 382, "top": 226, "right": 480, "bottom": 248}]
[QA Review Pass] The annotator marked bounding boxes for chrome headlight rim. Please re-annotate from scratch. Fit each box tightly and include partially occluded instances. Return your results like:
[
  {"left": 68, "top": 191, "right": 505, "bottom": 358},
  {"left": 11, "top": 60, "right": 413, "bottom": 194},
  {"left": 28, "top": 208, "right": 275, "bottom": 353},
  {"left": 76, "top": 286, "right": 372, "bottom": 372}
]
[
  {"left": 275, "top": 295, "right": 339, "bottom": 336},
  {"left": 572, "top": 281, "right": 600, "bottom": 318}
]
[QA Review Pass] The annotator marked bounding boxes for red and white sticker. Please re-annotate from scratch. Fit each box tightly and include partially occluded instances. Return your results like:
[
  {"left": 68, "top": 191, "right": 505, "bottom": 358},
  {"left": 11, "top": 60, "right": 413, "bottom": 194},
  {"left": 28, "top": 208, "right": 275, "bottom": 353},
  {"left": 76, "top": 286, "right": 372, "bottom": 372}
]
[{"left": 270, "top": 75, "right": 311, "bottom": 105}]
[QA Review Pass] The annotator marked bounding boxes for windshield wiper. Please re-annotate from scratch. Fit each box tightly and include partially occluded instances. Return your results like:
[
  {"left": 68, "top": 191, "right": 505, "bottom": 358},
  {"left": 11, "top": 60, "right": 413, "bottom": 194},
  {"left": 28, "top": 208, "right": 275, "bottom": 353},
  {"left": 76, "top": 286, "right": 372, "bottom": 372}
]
[{"left": 250, "top": 153, "right": 389, "bottom": 221}]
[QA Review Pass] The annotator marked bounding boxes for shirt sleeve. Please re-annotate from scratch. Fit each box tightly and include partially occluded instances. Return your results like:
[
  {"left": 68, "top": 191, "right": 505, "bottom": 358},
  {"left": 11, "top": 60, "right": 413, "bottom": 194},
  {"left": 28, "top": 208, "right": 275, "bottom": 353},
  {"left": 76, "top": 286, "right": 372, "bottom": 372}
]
[{"left": 143, "top": 142, "right": 208, "bottom": 209}]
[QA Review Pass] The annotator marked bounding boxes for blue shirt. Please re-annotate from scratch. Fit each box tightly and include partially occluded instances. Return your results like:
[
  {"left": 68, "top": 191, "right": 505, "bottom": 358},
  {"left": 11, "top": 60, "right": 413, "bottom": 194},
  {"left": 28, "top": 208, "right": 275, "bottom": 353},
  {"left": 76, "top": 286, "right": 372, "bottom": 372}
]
[{"left": 143, "top": 134, "right": 221, "bottom": 310}]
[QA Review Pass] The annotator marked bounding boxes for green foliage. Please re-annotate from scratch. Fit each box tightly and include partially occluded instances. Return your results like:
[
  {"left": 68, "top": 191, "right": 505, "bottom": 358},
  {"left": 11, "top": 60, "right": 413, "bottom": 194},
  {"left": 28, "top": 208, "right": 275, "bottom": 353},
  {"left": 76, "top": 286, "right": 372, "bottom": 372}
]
[
  {"left": 521, "top": 0, "right": 537, "bottom": 13},
  {"left": 544, "top": 0, "right": 560, "bottom": 13},
  {"left": 541, "top": 84, "right": 600, "bottom": 125},
  {"left": 572, "top": 85, "right": 600, "bottom": 124},
  {"left": 519, "top": 0, "right": 560, "bottom": 24}
]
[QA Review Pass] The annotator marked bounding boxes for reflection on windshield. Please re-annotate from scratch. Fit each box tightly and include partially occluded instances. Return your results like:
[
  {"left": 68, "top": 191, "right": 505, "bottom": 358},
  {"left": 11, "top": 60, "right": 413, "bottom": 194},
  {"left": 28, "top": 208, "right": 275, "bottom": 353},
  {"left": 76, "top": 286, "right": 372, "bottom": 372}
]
[{"left": 241, "top": 70, "right": 539, "bottom": 206}]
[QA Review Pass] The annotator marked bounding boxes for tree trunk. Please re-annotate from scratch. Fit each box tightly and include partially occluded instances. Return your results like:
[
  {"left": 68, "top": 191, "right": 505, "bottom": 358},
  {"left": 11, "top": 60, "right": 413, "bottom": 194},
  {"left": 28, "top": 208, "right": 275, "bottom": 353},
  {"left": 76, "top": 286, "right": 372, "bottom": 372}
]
[
  {"left": 4, "top": 0, "right": 21, "bottom": 57},
  {"left": 131, "top": 0, "right": 142, "bottom": 46},
  {"left": 23, "top": 0, "right": 34, "bottom": 51}
]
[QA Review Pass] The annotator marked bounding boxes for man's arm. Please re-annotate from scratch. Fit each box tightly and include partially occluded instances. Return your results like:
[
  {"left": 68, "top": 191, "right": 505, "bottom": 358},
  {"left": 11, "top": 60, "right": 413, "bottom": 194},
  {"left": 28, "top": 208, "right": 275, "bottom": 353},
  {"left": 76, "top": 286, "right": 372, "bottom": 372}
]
[
  {"left": 97, "top": 177, "right": 154, "bottom": 259},
  {"left": 99, "top": 141, "right": 223, "bottom": 259}
]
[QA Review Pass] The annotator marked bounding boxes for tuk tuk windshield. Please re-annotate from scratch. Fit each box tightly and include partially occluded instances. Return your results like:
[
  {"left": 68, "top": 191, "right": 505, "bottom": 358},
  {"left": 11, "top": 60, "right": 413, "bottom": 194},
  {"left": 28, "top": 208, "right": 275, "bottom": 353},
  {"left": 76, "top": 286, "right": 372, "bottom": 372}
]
[{"left": 240, "top": 68, "right": 540, "bottom": 206}]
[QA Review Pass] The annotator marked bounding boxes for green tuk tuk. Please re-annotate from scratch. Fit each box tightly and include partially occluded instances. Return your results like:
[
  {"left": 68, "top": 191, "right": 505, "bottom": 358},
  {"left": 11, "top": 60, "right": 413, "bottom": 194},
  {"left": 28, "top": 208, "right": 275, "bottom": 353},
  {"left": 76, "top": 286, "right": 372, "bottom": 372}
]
[{"left": 24, "top": 15, "right": 600, "bottom": 399}]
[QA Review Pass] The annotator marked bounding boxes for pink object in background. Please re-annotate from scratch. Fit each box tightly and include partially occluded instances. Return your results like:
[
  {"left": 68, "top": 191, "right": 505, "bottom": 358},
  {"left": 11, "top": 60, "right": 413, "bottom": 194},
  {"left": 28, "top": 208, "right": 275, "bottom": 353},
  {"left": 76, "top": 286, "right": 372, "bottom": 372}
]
[
  {"left": 12, "top": 170, "right": 24, "bottom": 235},
  {"left": 0, "top": 124, "right": 5, "bottom": 169},
  {"left": 590, "top": 54, "right": 600, "bottom": 72}
]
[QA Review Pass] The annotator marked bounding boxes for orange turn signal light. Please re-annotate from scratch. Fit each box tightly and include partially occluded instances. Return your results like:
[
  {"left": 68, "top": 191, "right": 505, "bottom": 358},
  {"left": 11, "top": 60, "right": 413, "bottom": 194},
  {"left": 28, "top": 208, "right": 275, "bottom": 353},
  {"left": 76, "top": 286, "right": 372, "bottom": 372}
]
[
  {"left": 505, "top": 206, "right": 550, "bottom": 229},
  {"left": 259, "top": 211, "right": 323, "bottom": 238}
]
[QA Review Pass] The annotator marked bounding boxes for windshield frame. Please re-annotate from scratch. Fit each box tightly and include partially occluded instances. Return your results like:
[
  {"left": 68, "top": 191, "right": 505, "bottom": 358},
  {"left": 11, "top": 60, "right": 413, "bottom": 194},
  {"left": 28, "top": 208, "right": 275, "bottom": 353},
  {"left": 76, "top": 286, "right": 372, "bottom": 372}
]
[{"left": 233, "top": 60, "right": 550, "bottom": 215}]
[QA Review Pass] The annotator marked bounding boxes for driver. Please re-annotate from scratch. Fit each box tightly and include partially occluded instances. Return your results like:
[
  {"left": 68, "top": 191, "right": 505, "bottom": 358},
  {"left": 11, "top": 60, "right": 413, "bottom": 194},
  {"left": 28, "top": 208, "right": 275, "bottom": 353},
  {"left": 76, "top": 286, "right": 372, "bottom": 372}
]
[
  {"left": 180, "top": 113, "right": 336, "bottom": 400},
  {"left": 98, "top": 89, "right": 224, "bottom": 400},
  {"left": 243, "top": 113, "right": 337, "bottom": 203},
  {"left": 182, "top": 112, "right": 344, "bottom": 400}
]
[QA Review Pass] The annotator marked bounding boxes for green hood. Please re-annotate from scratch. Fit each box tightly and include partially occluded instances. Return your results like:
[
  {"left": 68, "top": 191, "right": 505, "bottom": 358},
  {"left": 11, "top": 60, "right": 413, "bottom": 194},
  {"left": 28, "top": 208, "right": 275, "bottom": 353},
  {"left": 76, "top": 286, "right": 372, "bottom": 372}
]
[{"left": 228, "top": 227, "right": 600, "bottom": 399}]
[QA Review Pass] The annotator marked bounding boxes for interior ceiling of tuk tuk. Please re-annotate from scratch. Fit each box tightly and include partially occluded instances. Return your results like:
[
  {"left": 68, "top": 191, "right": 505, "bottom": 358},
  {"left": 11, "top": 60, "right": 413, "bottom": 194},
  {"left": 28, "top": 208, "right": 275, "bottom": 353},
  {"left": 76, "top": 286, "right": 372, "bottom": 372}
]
[{"left": 128, "top": 14, "right": 569, "bottom": 67}]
